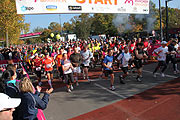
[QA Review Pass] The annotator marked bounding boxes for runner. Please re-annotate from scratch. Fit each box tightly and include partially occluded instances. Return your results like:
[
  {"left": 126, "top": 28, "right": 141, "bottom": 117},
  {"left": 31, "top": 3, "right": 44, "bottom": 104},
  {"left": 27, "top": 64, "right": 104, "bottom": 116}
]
[
  {"left": 166, "top": 40, "right": 179, "bottom": 74},
  {"left": 152, "top": 41, "right": 169, "bottom": 77},
  {"left": 42, "top": 52, "right": 55, "bottom": 88},
  {"left": 55, "top": 49, "right": 64, "bottom": 81},
  {"left": 128, "top": 38, "right": 136, "bottom": 54},
  {"left": 117, "top": 46, "right": 132, "bottom": 84},
  {"left": 133, "top": 43, "right": 148, "bottom": 82},
  {"left": 61, "top": 53, "right": 74, "bottom": 93},
  {"left": 32, "top": 53, "right": 42, "bottom": 86},
  {"left": 80, "top": 45, "right": 93, "bottom": 82},
  {"left": 69, "top": 47, "right": 82, "bottom": 86},
  {"left": 103, "top": 49, "right": 115, "bottom": 91},
  {"left": 93, "top": 42, "right": 101, "bottom": 67}
]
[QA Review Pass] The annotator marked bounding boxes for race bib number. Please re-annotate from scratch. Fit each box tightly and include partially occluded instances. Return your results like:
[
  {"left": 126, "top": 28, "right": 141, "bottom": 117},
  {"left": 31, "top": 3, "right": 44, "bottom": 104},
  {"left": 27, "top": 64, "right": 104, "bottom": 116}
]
[
  {"left": 46, "top": 63, "right": 52, "bottom": 69},
  {"left": 36, "top": 67, "right": 41, "bottom": 71},
  {"left": 107, "top": 62, "right": 112, "bottom": 68}
]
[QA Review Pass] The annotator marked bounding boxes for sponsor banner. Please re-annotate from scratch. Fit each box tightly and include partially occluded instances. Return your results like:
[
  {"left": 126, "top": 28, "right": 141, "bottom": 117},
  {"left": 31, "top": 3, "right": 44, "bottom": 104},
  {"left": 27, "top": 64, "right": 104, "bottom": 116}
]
[
  {"left": 15, "top": 0, "right": 149, "bottom": 14},
  {"left": 20, "top": 32, "right": 42, "bottom": 38}
]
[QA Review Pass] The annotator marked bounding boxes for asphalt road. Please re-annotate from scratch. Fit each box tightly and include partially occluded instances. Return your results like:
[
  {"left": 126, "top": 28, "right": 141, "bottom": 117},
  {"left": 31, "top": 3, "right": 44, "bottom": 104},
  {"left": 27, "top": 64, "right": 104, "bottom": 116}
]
[{"left": 42, "top": 62, "right": 180, "bottom": 120}]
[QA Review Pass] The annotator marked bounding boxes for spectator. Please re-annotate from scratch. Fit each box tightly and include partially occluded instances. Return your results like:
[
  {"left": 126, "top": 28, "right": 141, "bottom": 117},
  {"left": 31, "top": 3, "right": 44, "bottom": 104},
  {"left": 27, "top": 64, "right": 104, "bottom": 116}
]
[
  {"left": 2, "top": 70, "right": 19, "bottom": 98},
  {"left": 0, "top": 93, "right": 21, "bottom": 120},
  {"left": 18, "top": 77, "right": 53, "bottom": 120}
]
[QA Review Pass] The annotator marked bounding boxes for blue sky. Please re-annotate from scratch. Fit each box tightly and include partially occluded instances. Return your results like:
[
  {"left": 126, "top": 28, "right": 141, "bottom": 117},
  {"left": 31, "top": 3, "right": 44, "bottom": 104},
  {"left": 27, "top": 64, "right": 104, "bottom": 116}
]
[{"left": 24, "top": 0, "right": 180, "bottom": 32}]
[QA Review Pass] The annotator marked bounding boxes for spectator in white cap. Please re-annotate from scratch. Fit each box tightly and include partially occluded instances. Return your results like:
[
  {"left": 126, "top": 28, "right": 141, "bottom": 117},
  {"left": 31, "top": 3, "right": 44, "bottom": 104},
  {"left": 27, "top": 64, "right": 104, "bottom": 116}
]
[
  {"left": 0, "top": 93, "right": 21, "bottom": 120},
  {"left": 152, "top": 41, "right": 169, "bottom": 77}
]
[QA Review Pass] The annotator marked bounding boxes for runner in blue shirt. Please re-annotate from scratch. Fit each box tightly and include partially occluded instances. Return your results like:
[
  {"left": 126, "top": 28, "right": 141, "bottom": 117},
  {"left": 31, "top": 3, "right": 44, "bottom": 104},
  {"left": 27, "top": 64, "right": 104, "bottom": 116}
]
[{"left": 103, "top": 49, "right": 115, "bottom": 91}]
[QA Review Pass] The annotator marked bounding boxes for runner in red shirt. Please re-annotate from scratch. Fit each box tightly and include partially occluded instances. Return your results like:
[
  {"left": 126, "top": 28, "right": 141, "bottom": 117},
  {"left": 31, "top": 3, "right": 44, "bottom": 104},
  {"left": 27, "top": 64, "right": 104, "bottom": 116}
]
[
  {"left": 128, "top": 38, "right": 137, "bottom": 54},
  {"left": 32, "top": 53, "right": 42, "bottom": 86},
  {"left": 42, "top": 52, "right": 55, "bottom": 88}
]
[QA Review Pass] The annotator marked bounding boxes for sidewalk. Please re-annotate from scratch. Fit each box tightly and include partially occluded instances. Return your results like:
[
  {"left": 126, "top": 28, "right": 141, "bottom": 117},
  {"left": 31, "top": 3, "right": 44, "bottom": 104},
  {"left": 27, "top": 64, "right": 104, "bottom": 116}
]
[{"left": 69, "top": 77, "right": 180, "bottom": 120}]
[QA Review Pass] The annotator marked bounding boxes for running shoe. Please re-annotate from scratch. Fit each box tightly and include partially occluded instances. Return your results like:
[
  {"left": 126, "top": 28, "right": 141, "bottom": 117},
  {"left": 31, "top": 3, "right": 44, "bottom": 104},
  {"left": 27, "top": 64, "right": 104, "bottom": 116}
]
[
  {"left": 88, "top": 78, "right": 91, "bottom": 83},
  {"left": 70, "top": 85, "right": 74, "bottom": 91},
  {"left": 119, "top": 76, "right": 125, "bottom": 84},
  {"left": 174, "top": 70, "right": 180, "bottom": 74},
  {"left": 136, "top": 78, "right": 142, "bottom": 82},
  {"left": 76, "top": 82, "right": 79, "bottom": 86},
  {"left": 110, "top": 86, "right": 116, "bottom": 91},
  {"left": 67, "top": 89, "right": 72, "bottom": 93},
  {"left": 83, "top": 74, "right": 85, "bottom": 80},
  {"left": 153, "top": 73, "right": 157, "bottom": 78},
  {"left": 161, "top": 73, "right": 165, "bottom": 77}
]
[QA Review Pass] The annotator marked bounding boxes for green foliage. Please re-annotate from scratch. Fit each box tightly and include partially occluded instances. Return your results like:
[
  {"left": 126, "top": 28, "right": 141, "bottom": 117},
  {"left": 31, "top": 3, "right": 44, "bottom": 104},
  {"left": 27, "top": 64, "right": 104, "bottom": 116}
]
[
  {"left": 73, "top": 14, "right": 92, "bottom": 39},
  {"left": 48, "top": 22, "right": 61, "bottom": 33},
  {"left": 33, "top": 27, "right": 44, "bottom": 33},
  {"left": 40, "top": 29, "right": 51, "bottom": 42},
  {"left": 0, "top": 0, "right": 30, "bottom": 45}
]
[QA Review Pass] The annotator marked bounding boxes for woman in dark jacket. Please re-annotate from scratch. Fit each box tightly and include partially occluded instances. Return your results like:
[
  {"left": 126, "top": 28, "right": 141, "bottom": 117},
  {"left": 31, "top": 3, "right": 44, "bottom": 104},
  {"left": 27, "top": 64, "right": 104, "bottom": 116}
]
[
  {"left": 18, "top": 77, "right": 53, "bottom": 120},
  {"left": 2, "top": 69, "right": 20, "bottom": 98}
]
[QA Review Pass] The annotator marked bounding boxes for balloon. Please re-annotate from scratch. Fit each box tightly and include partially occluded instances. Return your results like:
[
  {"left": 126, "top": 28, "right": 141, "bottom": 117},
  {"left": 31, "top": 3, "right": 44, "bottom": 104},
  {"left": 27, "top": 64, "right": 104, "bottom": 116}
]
[
  {"left": 56, "top": 34, "right": 61, "bottom": 40},
  {"left": 50, "top": 33, "right": 54, "bottom": 38}
]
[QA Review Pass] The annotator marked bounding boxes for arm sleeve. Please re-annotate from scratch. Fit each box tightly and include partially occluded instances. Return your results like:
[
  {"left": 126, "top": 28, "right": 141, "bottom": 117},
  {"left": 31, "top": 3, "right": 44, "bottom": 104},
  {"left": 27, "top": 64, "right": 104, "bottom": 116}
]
[
  {"left": 103, "top": 57, "right": 107, "bottom": 64},
  {"left": 117, "top": 54, "right": 122, "bottom": 60},
  {"left": 61, "top": 61, "right": 64, "bottom": 65},
  {"left": 5, "top": 87, "right": 17, "bottom": 98},
  {"left": 153, "top": 48, "right": 160, "bottom": 54},
  {"left": 34, "top": 92, "right": 50, "bottom": 110},
  {"left": 89, "top": 51, "right": 93, "bottom": 59}
]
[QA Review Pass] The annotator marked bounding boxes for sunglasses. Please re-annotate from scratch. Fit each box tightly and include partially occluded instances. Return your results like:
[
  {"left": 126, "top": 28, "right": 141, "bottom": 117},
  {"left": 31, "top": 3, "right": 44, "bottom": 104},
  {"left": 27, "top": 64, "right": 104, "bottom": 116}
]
[{"left": 0, "top": 108, "right": 13, "bottom": 112}]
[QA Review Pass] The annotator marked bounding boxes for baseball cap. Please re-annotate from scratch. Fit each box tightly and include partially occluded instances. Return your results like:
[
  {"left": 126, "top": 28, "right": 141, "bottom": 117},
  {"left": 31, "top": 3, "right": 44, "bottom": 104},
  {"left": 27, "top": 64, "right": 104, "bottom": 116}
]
[
  {"left": 0, "top": 93, "right": 21, "bottom": 111},
  {"left": 161, "top": 41, "right": 167, "bottom": 44}
]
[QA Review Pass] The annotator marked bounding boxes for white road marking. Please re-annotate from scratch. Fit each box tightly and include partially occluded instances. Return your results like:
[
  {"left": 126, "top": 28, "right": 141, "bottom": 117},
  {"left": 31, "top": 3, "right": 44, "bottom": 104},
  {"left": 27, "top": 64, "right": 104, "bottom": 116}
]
[
  {"left": 143, "top": 70, "right": 177, "bottom": 79},
  {"left": 94, "top": 83, "right": 126, "bottom": 99},
  {"left": 92, "top": 69, "right": 177, "bottom": 99}
]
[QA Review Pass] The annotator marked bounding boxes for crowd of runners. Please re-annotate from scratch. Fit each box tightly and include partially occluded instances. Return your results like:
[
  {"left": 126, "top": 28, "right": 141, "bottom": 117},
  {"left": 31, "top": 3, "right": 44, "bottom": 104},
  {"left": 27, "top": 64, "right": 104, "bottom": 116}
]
[{"left": 0, "top": 36, "right": 180, "bottom": 119}]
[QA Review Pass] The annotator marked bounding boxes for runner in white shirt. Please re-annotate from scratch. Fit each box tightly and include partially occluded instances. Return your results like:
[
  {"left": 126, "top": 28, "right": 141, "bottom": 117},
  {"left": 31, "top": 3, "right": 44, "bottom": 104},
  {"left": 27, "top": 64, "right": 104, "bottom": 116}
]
[
  {"left": 61, "top": 53, "right": 74, "bottom": 93},
  {"left": 80, "top": 45, "right": 93, "bottom": 82},
  {"left": 152, "top": 41, "right": 169, "bottom": 77},
  {"left": 117, "top": 47, "right": 132, "bottom": 84}
]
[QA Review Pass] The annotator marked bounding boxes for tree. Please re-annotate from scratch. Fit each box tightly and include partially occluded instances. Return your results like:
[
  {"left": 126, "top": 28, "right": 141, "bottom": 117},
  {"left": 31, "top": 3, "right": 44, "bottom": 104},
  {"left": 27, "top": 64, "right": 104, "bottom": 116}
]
[
  {"left": 91, "top": 14, "right": 117, "bottom": 36},
  {"left": 0, "top": 0, "right": 30, "bottom": 46},
  {"left": 48, "top": 22, "right": 61, "bottom": 33},
  {"left": 33, "top": 27, "right": 44, "bottom": 33},
  {"left": 74, "top": 14, "right": 92, "bottom": 39},
  {"left": 162, "top": 8, "right": 180, "bottom": 29},
  {"left": 63, "top": 22, "right": 73, "bottom": 33},
  {"left": 40, "top": 29, "right": 51, "bottom": 42}
]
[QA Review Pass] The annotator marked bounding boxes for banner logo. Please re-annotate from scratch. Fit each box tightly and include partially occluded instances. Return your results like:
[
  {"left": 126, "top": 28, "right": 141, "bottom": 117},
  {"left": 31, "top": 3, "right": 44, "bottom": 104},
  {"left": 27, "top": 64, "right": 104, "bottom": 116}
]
[
  {"left": 68, "top": 6, "right": 82, "bottom": 11},
  {"left": 21, "top": 6, "right": 34, "bottom": 12},
  {"left": 125, "top": 0, "right": 134, "bottom": 5},
  {"left": 46, "top": 5, "right": 57, "bottom": 11}
]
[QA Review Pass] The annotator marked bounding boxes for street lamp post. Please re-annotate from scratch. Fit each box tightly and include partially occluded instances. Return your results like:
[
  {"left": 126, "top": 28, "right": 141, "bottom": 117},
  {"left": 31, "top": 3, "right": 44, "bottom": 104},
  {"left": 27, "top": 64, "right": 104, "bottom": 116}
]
[
  {"left": 6, "top": 30, "right": 8, "bottom": 47},
  {"left": 165, "top": 0, "right": 172, "bottom": 41},
  {"left": 159, "top": 0, "right": 163, "bottom": 41},
  {"left": 59, "top": 14, "right": 62, "bottom": 35}
]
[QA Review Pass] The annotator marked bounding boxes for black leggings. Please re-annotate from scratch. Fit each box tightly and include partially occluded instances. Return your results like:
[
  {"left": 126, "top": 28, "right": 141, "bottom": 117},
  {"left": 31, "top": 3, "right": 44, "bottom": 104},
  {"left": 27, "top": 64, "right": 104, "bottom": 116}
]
[
  {"left": 64, "top": 73, "right": 74, "bottom": 85},
  {"left": 166, "top": 56, "right": 177, "bottom": 71},
  {"left": 153, "top": 61, "right": 167, "bottom": 73}
]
